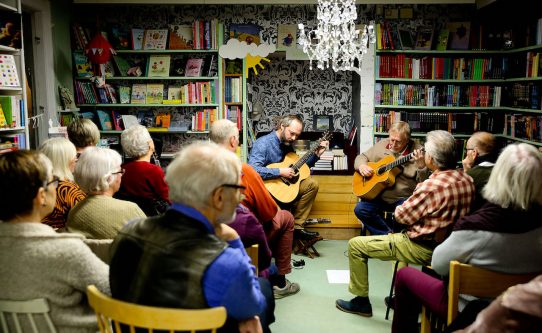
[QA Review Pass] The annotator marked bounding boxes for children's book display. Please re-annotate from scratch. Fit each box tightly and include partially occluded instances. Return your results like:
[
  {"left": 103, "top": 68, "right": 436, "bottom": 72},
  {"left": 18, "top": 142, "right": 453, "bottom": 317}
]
[
  {"left": 448, "top": 22, "right": 470, "bottom": 50},
  {"left": 143, "top": 29, "right": 168, "bottom": 50},
  {"left": 145, "top": 84, "right": 164, "bottom": 104},
  {"left": 185, "top": 58, "right": 204, "bottom": 77},
  {"left": 147, "top": 55, "right": 171, "bottom": 77},
  {"left": 168, "top": 24, "right": 193, "bottom": 49},
  {"left": 131, "top": 84, "right": 147, "bottom": 104}
]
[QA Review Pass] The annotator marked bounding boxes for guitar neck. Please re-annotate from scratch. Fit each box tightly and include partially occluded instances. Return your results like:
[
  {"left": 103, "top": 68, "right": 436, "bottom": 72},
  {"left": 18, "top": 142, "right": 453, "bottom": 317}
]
[
  {"left": 384, "top": 151, "right": 415, "bottom": 171},
  {"left": 293, "top": 149, "right": 316, "bottom": 169}
]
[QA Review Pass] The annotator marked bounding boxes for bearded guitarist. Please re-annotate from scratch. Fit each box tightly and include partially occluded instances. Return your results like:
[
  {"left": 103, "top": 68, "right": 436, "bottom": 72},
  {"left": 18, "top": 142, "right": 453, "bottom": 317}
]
[
  {"left": 354, "top": 121, "right": 428, "bottom": 236},
  {"left": 248, "top": 115, "right": 329, "bottom": 240}
]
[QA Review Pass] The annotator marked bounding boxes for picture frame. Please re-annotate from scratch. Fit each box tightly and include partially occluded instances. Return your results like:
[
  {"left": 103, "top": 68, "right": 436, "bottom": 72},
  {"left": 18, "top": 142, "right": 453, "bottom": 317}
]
[{"left": 313, "top": 115, "right": 333, "bottom": 132}]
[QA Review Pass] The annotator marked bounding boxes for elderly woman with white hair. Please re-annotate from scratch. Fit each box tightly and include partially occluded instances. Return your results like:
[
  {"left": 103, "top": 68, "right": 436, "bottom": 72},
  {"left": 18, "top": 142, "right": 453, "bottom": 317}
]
[
  {"left": 67, "top": 147, "right": 145, "bottom": 239},
  {"left": 39, "top": 137, "right": 86, "bottom": 230},
  {"left": 115, "top": 125, "right": 169, "bottom": 216}
]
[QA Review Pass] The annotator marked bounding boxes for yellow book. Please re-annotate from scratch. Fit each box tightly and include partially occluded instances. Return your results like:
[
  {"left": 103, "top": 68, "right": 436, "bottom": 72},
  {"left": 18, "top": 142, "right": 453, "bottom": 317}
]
[{"left": 0, "top": 105, "right": 7, "bottom": 127}]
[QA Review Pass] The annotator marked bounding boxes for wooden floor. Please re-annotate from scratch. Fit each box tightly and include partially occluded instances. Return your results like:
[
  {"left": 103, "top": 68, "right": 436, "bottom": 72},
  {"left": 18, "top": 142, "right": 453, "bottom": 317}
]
[{"left": 304, "top": 175, "right": 362, "bottom": 240}]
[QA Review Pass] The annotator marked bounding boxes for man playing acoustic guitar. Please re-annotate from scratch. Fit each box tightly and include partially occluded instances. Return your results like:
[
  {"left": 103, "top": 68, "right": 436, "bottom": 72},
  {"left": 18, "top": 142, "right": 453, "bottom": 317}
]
[
  {"left": 353, "top": 121, "right": 429, "bottom": 235},
  {"left": 248, "top": 115, "right": 329, "bottom": 240}
]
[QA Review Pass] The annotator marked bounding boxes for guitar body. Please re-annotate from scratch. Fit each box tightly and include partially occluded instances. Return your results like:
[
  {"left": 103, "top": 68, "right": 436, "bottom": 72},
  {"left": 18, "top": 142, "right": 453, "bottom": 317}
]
[
  {"left": 352, "top": 155, "right": 402, "bottom": 200},
  {"left": 264, "top": 152, "right": 311, "bottom": 203}
]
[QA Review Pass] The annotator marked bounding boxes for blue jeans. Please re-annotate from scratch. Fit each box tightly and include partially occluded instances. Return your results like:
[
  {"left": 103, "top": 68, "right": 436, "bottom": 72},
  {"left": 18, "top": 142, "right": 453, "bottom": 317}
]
[{"left": 354, "top": 198, "right": 406, "bottom": 235}]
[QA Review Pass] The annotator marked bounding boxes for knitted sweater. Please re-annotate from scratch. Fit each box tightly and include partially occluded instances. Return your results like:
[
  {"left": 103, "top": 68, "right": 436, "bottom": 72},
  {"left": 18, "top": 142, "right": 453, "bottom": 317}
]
[
  {"left": 0, "top": 222, "right": 110, "bottom": 333},
  {"left": 67, "top": 195, "right": 146, "bottom": 239}
]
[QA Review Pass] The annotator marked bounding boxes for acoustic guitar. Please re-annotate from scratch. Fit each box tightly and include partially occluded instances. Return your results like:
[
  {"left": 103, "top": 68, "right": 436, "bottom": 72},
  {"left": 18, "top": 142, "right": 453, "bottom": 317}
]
[
  {"left": 352, "top": 148, "right": 422, "bottom": 200},
  {"left": 264, "top": 131, "right": 332, "bottom": 203}
]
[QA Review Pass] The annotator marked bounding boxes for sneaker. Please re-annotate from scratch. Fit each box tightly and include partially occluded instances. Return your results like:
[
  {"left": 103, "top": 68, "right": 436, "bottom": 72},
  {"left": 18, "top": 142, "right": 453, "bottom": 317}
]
[
  {"left": 273, "top": 280, "right": 300, "bottom": 299},
  {"left": 335, "top": 297, "right": 373, "bottom": 317},
  {"left": 292, "top": 259, "right": 305, "bottom": 269}
]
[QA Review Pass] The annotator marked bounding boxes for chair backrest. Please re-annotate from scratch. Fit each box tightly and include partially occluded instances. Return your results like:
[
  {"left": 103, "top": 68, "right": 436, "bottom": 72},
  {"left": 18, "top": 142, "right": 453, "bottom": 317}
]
[
  {"left": 447, "top": 260, "right": 539, "bottom": 324},
  {"left": 86, "top": 285, "right": 227, "bottom": 333},
  {"left": 83, "top": 238, "right": 113, "bottom": 264},
  {"left": 0, "top": 298, "right": 57, "bottom": 333},
  {"left": 245, "top": 244, "right": 259, "bottom": 275}
]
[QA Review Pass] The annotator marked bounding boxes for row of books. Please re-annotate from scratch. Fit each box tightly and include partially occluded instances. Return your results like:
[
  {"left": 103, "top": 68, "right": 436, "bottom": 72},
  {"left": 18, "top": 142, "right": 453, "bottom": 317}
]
[
  {"left": 74, "top": 81, "right": 217, "bottom": 105},
  {"left": 375, "top": 83, "right": 502, "bottom": 107},
  {"left": 72, "top": 20, "right": 220, "bottom": 51},
  {"left": 377, "top": 55, "right": 507, "bottom": 80},
  {"left": 525, "top": 52, "right": 542, "bottom": 78},
  {"left": 508, "top": 83, "right": 541, "bottom": 110},
  {"left": 0, "top": 133, "right": 26, "bottom": 154},
  {"left": 224, "top": 77, "right": 242, "bottom": 103},
  {"left": 0, "top": 96, "right": 24, "bottom": 128},
  {"left": 374, "top": 111, "right": 506, "bottom": 134},
  {"left": 503, "top": 114, "right": 542, "bottom": 142},
  {"left": 312, "top": 150, "right": 348, "bottom": 171}
]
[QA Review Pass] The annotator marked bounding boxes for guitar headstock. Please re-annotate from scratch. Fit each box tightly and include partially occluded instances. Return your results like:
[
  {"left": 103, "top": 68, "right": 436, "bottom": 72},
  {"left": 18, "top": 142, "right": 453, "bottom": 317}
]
[{"left": 319, "top": 130, "right": 333, "bottom": 143}]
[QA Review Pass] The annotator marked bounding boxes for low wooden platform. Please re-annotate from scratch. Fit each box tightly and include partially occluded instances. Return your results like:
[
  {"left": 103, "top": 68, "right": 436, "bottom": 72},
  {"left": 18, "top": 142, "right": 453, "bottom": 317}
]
[{"left": 304, "top": 175, "right": 362, "bottom": 240}]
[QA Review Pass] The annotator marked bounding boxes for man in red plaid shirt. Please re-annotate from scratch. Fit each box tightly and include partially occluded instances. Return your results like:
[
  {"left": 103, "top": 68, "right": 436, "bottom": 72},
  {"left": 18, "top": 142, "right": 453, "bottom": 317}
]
[{"left": 336, "top": 130, "right": 475, "bottom": 318}]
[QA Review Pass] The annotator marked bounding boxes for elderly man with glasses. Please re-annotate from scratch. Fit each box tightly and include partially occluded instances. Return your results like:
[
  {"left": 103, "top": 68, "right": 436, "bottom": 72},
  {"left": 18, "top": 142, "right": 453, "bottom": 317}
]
[{"left": 109, "top": 141, "right": 275, "bottom": 333}]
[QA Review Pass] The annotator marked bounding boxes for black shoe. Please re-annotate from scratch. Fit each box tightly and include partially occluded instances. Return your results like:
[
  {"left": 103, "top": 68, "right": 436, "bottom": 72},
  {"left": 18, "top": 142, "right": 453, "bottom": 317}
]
[
  {"left": 336, "top": 297, "right": 373, "bottom": 317},
  {"left": 295, "top": 229, "right": 320, "bottom": 240},
  {"left": 292, "top": 259, "right": 305, "bottom": 269},
  {"left": 385, "top": 295, "right": 395, "bottom": 310}
]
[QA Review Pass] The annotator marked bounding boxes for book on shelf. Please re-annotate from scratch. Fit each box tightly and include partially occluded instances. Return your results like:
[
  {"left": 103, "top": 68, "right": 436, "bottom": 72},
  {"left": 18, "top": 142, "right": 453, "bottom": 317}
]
[
  {"left": 147, "top": 54, "right": 171, "bottom": 77},
  {"left": 398, "top": 29, "right": 414, "bottom": 50},
  {"left": 143, "top": 29, "right": 168, "bottom": 50},
  {"left": 155, "top": 112, "right": 171, "bottom": 128},
  {"left": 169, "top": 57, "right": 186, "bottom": 76},
  {"left": 103, "top": 59, "right": 116, "bottom": 78},
  {"left": 110, "top": 27, "right": 130, "bottom": 50},
  {"left": 0, "top": 54, "right": 20, "bottom": 87},
  {"left": 447, "top": 22, "right": 470, "bottom": 50},
  {"left": 202, "top": 54, "right": 218, "bottom": 77},
  {"left": 71, "top": 23, "right": 89, "bottom": 50},
  {"left": 167, "top": 86, "right": 182, "bottom": 100},
  {"left": 121, "top": 114, "right": 139, "bottom": 129},
  {"left": 145, "top": 84, "right": 164, "bottom": 104},
  {"left": 118, "top": 86, "right": 131, "bottom": 104},
  {"left": 137, "top": 110, "right": 155, "bottom": 128},
  {"left": 414, "top": 27, "right": 434, "bottom": 50},
  {"left": 131, "top": 28, "right": 145, "bottom": 50},
  {"left": 435, "top": 29, "right": 450, "bottom": 51},
  {"left": 185, "top": 58, "right": 204, "bottom": 77},
  {"left": 72, "top": 52, "right": 93, "bottom": 78},
  {"left": 168, "top": 24, "right": 193, "bottom": 50},
  {"left": 112, "top": 55, "right": 131, "bottom": 76},
  {"left": 0, "top": 11, "right": 22, "bottom": 49},
  {"left": 170, "top": 111, "right": 191, "bottom": 131},
  {"left": 131, "top": 84, "right": 147, "bottom": 104},
  {"left": 96, "top": 110, "right": 113, "bottom": 130},
  {"left": 111, "top": 111, "right": 123, "bottom": 130},
  {"left": 0, "top": 105, "right": 7, "bottom": 127}
]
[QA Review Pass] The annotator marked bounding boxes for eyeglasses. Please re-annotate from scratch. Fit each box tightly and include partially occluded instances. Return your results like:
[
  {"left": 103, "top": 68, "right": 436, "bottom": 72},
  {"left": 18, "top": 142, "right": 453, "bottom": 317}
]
[
  {"left": 221, "top": 183, "right": 246, "bottom": 194},
  {"left": 112, "top": 169, "right": 125, "bottom": 175},
  {"left": 45, "top": 175, "right": 60, "bottom": 188}
]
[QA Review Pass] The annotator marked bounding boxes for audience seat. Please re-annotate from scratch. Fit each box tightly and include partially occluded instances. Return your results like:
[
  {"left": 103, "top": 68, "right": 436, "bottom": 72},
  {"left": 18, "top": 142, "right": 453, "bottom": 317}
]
[{"left": 0, "top": 298, "right": 57, "bottom": 333}]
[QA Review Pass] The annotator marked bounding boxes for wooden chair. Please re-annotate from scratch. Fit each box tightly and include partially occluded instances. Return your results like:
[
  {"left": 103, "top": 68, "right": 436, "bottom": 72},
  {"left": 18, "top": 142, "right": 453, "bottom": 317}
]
[
  {"left": 0, "top": 298, "right": 57, "bottom": 333},
  {"left": 420, "top": 260, "right": 539, "bottom": 332},
  {"left": 86, "top": 285, "right": 227, "bottom": 333},
  {"left": 245, "top": 244, "right": 259, "bottom": 275},
  {"left": 293, "top": 234, "right": 323, "bottom": 259}
]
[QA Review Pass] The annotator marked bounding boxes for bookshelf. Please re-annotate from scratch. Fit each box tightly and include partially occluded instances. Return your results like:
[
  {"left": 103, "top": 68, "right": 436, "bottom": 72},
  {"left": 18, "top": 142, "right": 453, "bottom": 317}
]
[
  {"left": 222, "top": 58, "right": 247, "bottom": 161},
  {"left": 0, "top": 0, "right": 28, "bottom": 154},
  {"left": 69, "top": 21, "right": 227, "bottom": 160},
  {"left": 373, "top": 46, "right": 542, "bottom": 161}
]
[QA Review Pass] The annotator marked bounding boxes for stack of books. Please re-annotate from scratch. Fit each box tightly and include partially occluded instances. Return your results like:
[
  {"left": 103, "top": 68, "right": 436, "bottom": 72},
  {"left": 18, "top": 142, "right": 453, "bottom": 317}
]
[{"left": 313, "top": 150, "right": 334, "bottom": 171}]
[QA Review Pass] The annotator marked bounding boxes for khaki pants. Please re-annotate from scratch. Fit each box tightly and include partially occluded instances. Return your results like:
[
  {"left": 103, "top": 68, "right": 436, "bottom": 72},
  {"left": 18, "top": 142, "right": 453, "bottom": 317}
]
[
  {"left": 291, "top": 177, "right": 319, "bottom": 227},
  {"left": 348, "top": 232, "right": 434, "bottom": 297}
]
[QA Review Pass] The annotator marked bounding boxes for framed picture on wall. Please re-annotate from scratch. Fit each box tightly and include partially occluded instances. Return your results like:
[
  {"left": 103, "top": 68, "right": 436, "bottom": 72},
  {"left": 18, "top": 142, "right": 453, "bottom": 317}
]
[{"left": 313, "top": 115, "right": 333, "bottom": 132}]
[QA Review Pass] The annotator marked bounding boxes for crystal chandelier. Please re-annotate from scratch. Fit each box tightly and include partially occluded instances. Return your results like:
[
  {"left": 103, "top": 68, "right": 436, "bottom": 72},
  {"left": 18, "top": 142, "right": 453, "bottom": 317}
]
[{"left": 298, "top": 0, "right": 376, "bottom": 74}]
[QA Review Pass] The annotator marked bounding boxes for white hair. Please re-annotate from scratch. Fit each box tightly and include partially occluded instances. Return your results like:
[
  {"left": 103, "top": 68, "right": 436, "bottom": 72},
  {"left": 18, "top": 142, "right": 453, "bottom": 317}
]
[
  {"left": 74, "top": 147, "right": 122, "bottom": 194},
  {"left": 483, "top": 143, "right": 542, "bottom": 210},
  {"left": 209, "top": 119, "right": 239, "bottom": 145},
  {"left": 166, "top": 141, "right": 241, "bottom": 209},
  {"left": 39, "top": 138, "right": 77, "bottom": 181},
  {"left": 121, "top": 125, "right": 152, "bottom": 158},
  {"left": 425, "top": 130, "right": 456, "bottom": 170}
]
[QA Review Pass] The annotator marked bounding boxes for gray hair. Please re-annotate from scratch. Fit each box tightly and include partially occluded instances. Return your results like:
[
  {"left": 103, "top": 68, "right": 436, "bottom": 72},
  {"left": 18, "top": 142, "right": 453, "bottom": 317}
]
[
  {"left": 483, "top": 143, "right": 542, "bottom": 210},
  {"left": 209, "top": 119, "right": 239, "bottom": 145},
  {"left": 389, "top": 121, "right": 411, "bottom": 140},
  {"left": 121, "top": 125, "right": 152, "bottom": 158},
  {"left": 74, "top": 147, "right": 122, "bottom": 194},
  {"left": 469, "top": 131, "right": 496, "bottom": 156},
  {"left": 39, "top": 138, "right": 77, "bottom": 181},
  {"left": 166, "top": 141, "right": 241, "bottom": 209},
  {"left": 424, "top": 130, "right": 456, "bottom": 170},
  {"left": 275, "top": 114, "right": 303, "bottom": 130}
]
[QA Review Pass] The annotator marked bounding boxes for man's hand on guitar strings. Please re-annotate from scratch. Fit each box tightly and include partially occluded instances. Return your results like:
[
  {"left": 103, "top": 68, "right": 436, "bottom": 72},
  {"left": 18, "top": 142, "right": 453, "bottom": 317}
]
[
  {"left": 412, "top": 148, "right": 426, "bottom": 169},
  {"left": 358, "top": 164, "right": 374, "bottom": 178},
  {"left": 280, "top": 167, "right": 295, "bottom": 179}
]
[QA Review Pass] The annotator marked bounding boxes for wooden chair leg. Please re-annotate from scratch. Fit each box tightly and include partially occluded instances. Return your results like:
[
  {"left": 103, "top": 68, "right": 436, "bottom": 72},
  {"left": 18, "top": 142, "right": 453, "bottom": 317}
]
[
  {"left": 293, "top": 236, "right": 322, "bottom": 259},
  {"left": 385, "top": 260, "right": 400, "bottom": 320}
]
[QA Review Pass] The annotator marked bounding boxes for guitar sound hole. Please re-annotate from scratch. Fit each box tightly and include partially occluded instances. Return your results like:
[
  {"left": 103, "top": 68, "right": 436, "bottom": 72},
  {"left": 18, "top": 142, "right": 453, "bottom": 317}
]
[{"left": 377, "top": 167, "right": 386, "bottom": 175}]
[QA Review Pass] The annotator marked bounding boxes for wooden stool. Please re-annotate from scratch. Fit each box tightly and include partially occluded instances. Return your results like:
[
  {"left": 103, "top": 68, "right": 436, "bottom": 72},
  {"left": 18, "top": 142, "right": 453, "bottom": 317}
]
[{"left": 293, "top": 235, "right": 323, "bottom": 259}]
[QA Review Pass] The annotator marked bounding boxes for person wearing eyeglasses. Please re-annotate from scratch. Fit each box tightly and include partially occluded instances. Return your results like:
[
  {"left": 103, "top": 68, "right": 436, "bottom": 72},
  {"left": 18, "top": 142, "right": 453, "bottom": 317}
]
[
  {"left": 0, "top": 150, "right": 109, "bottom": 332},
  {"left": 39, "top": 137, "right": 86, "bottom": 231},
  {"left": 461, "top": 131, "right": 498, "bottom": 211},
  {"left": 211, "top": 119, "right": 299, "bottom": 299},
  {"left": 109, "top": 141, "right": 275, "bottom": 333},
  {"left": 353, "top": 121, "right": 428, "bottom": 236},
  {"left": 116, "top": 125, "right": 170, "bottom": 216},
  {"left": 67, "top": 147, "right": 146, "bottom": 239}
]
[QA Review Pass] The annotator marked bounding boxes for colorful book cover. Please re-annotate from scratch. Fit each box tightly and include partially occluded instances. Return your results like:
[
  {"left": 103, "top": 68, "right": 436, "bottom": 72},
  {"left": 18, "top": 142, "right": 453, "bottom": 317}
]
[
  {"left": 147, "top": 54, "right": 171, "bottom": 77},
  {"left": 111, "top": 111, "right": 123, "bottom": 130},
  {"left": 0, "top": 54, "right": 19, "bottom": 87},
  {"left": 276, "top": 24, "right": 297, "bottom": 51},
  {"left": 436, "top": 29, "right": 450, "bottom": 51},
  {"left": 118, "top": 86, "right": 131, "bottom": 104},
  {"left": 228, "top": 23, "right": 260, "bottom": 45},
  {"left": 0, "top": 11, "right": 22, "bottom": 49},
  {"left": 145, "top": 83, "right": 164, "bottom": 104},
  {"left": 103, "top": 59, "right": 116, "bottom": 78},
  {"left": 185, "top": 58, "right": 204, "bottom": 77},
  {"left": 131, "top": 84, "right": 147, "bottom": 104},
  {"left": 143, "top": 29, "right": 168, "bottom": 50},
  {"left": 121, "top": 114, "right": 139, "bottom": 129},
  {"left": 398, "top": 29, "right": 414, "bottom": 50},
  {"left": 110, "top": 27, "right": 130, "bottom": 50},
  {"left": 448, "top": 22, "right": 470, "bottom": 50},
  {"left": 415, "top": 27, "right": 434, "bottom": 50},
  {"left": 168, "top": 24, "right": 193, "bottom": 50},
  {"left": 131, "top": 28, "right": 145, "bottom": 50},
  {"left": 167, "top": 86, "right": 182, "bottom": 100},
  {"left": 155, "top": 112, "right": 171, "bottom": 128},
  {"left": 169, "top": 57, "right": 186, "bottom": 76},
  {"left": 72, "top": 52, "right": 93, "bottom": 78},
  {"left": 112, "top": 55, "right": 131, "bottom": 76},
  {"left": 96, "top": 109, "right": 113, "bottom": 130},
  {"left": 137, "top": 110, "right": 155, "bottom": 128}
]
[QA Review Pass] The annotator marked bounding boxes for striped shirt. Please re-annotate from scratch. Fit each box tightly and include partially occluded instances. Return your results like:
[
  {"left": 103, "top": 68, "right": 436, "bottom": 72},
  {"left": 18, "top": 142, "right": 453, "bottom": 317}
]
[{"left": 394, "top": 169, "right": 474, "bottom": 241}]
